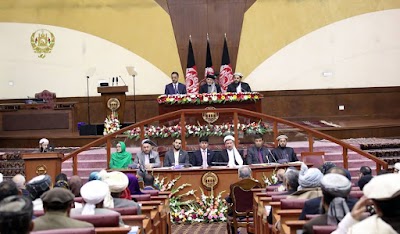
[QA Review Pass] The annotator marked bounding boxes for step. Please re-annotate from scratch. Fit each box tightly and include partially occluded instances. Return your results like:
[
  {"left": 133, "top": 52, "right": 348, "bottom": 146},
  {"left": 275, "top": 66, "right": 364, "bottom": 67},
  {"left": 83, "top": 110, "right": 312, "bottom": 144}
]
[
  {"left": 62, "top": 160, "right": 107, "bottom": 169},
  {"left": 61, "top": 168, "right": 105, "bottom": 178},
  {"left": 331, "top": 159, "right": 375, "bottom": 169}
]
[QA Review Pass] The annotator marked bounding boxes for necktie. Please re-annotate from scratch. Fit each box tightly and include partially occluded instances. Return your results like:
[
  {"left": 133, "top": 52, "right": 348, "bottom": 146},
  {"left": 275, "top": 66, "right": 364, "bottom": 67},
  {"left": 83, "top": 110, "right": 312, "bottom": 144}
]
[
  {"left": 258, "top": 149, "right": 264, "bottom": 163},
  {"left": 202, "top": 150, "right": 208, "bottom": 168},
  {"left": 174, "top": 84, "right": 178, "bottom": 94}
]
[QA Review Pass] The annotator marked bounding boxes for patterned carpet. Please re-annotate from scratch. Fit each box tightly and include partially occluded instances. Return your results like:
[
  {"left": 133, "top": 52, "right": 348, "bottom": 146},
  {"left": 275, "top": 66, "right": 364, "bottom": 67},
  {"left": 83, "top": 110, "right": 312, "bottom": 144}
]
[{"left": 172, "top": 223, "right": 248, "bottom": 234}]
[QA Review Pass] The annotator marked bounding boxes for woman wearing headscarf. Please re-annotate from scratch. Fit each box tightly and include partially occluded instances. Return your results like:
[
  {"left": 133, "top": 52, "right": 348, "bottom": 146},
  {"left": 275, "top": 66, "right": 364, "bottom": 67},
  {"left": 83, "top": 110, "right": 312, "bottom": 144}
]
[
  {"left": 109, "top": 142, "right": 133, "bottom": 169},
  {"left": 302, "top": 173, "right": 352, "bottom": 234},
  {"left": 127, "top": 174, "right": 143, "bottom": 195}
]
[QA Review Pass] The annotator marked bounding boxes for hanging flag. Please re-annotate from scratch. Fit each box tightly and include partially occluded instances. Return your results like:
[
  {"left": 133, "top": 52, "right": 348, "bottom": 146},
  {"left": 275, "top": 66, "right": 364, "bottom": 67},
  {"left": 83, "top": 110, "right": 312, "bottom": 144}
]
[
  {"left": 202, "top": 34, "right": 214, "bottom": 86},
  {"left": 185, "top": 37, "right": 199, "bottom": 94},
  {"left": 219, "top": 35, "right": 233, "bottom": 92}
]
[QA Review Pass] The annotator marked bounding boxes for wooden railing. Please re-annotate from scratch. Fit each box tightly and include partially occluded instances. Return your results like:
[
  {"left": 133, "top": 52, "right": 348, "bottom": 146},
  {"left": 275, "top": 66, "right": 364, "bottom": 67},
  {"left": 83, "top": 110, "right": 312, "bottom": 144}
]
[{"left": 63, "top": 108, "right": 388, "bottom": 175}]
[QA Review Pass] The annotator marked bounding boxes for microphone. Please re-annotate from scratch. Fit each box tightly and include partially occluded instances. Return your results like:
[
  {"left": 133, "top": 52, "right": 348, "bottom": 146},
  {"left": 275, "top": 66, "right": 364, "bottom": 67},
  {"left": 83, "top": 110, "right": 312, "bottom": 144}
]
[
  {"left": 116, "top": 76, "right": 119, "bottom": 85},
  {"left": 267, "top": 148, "right": 278, "bottom": 163},
  {"left": 112, "top": 77, "right": 115, "bottom": 86},
  {"left": 119, "top": 76, "right": 127, "bottom": 86}
]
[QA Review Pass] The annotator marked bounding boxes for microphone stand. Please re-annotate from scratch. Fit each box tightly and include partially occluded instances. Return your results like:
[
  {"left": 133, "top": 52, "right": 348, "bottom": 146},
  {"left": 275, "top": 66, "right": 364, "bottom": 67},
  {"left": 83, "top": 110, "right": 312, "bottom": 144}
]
[
  {"left": 132, "top": 74, "right": 137, "bottom": 123},
  {"left": 86, "top": 75, "right": 91, "bottom": 124}
]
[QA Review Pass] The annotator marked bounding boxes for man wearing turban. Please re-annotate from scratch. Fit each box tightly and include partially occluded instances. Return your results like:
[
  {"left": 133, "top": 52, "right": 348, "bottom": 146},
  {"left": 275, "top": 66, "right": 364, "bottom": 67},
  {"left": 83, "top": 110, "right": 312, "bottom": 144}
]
[
  {"left": 271, "top": 135, "right": 299, "bottom": 163},
  {"left": 218, "top": 135, "right": 243, "bottom": 167}
]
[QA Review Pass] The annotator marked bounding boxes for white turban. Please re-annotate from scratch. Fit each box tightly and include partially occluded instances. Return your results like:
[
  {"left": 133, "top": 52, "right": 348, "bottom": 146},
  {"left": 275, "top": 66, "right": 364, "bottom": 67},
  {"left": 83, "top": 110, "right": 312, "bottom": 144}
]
[
  {"left": 276, "top": 135, "right": 288, "bottom": 141},
  {"left": 394, "top": 163, "right": 400, "bottom": 171},
  {"left": 363, "top": 173, "right": 400, "bottom": 200},
  {"left": 233, "top": 72, "right": 243, "bottom": 78},
  {"left": 223, "top": 135, "right": 243, "bottom": 167},
  {"left": 224, "top": 135, "right": 235, "bottom": 143},
  {"left": 80, "top": 180, "right": 109, "bottom": 215},
  {"left": 102, "top": 171, "right": 129, "bottom": 193},
  {"left": 298, "top": 163, "right": 323, "bottom": 190},
  {"left": 39, "top": 138, "right": 49, "bottom": 145}
]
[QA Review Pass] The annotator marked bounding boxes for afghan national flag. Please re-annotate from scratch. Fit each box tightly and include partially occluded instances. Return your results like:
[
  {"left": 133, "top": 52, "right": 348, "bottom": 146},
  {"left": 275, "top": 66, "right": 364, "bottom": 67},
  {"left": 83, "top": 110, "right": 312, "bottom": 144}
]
[
  {"left": 202, "top": 36, "right": 214, "bottom": 86},
  {"left": 185, "top": 38, "right": 199, "bottom": 94},
  {"left": 219, "top": 36, "right": 233, "bottom": 92}
]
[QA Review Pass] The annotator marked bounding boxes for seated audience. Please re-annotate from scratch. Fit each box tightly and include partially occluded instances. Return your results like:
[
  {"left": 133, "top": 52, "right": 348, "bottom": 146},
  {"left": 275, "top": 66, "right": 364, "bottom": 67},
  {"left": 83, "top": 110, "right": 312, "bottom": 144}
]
[
  {"left": 143, "top": 174, "right": 158, "bottom": 191},
  {"left": 199, "top": 74, "right": 221, "bottom": 93},
  {"left": 271, "top": 135, "right": 299, "bottom": 163},
  {"left": 102, "top": 171, "right": 141, "bottom": 213},
  {"left": 192, "top": 136, "right": 217, "bottom": 167},
  {"left": 288, "top": 163, "right": 323, "bottom": 199},
  {"left": 130, "top": 139, "right": 161, "bottom": 169},
  {"left": 32, "top": 188, "right": 93, "bottom": 231},
  {"left": 275, "top": 168, "right": 286, "bottom": 185},
  {"left": 54, "top": 173, "right": 70, "bottom": 189},
  {"left": 12, "top": 174, "right": 29, "bottom": 197},
  {"left": 359, "top": 166, "right": 372, "bottom": 178},
  {"left": 163, "top": 138, "right": 189, "bottom": 167},
  {"left": 246, "top": 134, "right": 275, "bottom": 165},
  {"left": 0, "top": 180, "right": 19, "bottom": 201},
  {"left": 0, "top": 195, "right": 33, "bottom": 234},
  {"left": 358, "top": 174, "right": 373, "bottom": 190},
  {"left": 394, "top": 163, "right": 400, "bottom": 173},
  {"left": 332, "top": 173, "right": 400, "bottom": 233},
  {"left": 69, "top": 175, "right": 83, "bottom": 197},
  {"left": 26, "top": 175, "right": 52, "bottom": 211},
  {"left": 226, "top": 166, "right": 253, "bottom": 204},
  {"left": 299, "top": 166, "right": 357, "bottom": 220},
  {"left": 303, "top": 173, "right": 352, "bottom": 234},
  {"left": 127, "top": 174, "right": 143, "bottom": 195},
  {"left": 109, "top": 141, "right": 133, "bottom": 169},
  {"left": 218, "top": 135, "right": 244, "bottom": 167},
  {"left": 164, "top": 71, "right": 187, "bottom": 95},
  {"left": 226, "top": 72, "right": 251, "bottom": 93},
  {"left": 319, "top": 162, "right": 337, "bottom": 174}
]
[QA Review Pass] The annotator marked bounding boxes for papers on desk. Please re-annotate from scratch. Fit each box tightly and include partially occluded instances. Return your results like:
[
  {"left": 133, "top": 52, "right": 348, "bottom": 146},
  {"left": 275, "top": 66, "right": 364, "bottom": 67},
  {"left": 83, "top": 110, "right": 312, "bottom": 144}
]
[
  {"left": 210, "top": 166, "right": 228, "bottom": 169},
  {"left": 287, "top": 161, "right": 302, "bottom": 166},
  {"left": 251, "top": 163, "right": 281, "bottom": 166}
]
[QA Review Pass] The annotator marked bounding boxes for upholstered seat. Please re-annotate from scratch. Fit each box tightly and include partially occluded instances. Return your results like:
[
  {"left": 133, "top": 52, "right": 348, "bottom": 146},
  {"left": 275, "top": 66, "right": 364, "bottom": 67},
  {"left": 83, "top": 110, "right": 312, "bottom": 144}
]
[
  {"left": 30, "top": 228, "right": 95, "bottom": 234},
  {"left": 313, "top": 225, "right": 338, "bottom": 234},
  {"left": 111, "top": 206, "right": 139, "bottom": 215},
  {"left": 131, "top": 193, "right": 151, "bottom": 202},
  {"left": 35, "top": 90, "right": 56, "bottom": 109},
  {"left": 141, "top": 190, "right": 159, "bottom": 196},
  {"left": 349, "top": 190, "right": 364, "bottom": 199},
  {"left": 301, "top": 152, "right": 325, "bottom": 168},
  {"left": 227, "top": 178, "right": 261, "bottom": 234},
  {"left": 71, "top": 213, "right": 120, "bottom": 227},
  {"left": 281, "top": 199, "right": 308, "bottom": 209}
]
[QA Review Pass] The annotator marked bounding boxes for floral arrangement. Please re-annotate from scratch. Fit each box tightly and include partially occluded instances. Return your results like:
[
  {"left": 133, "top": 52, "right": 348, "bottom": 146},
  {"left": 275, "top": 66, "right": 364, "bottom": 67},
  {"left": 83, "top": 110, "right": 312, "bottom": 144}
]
[
  {"left": 103, "top": 114, "right": 121, "bottom": 135},
  {"left": 262, "top": 169, "right": 279, "bottom": 186},
  {"left": 153, "top": 174, "right": 228, "bottom": 224},
  {"left": 126, "top": 121, "right": 270, "bottom": 140},
  {"left": 157, "top": 92, "right": 263, "bottom": 105}
]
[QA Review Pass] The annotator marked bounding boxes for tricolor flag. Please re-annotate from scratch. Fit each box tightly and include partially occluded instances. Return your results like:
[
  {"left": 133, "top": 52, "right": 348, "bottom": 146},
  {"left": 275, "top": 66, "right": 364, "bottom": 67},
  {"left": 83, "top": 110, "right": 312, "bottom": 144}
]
[
  {"left": 202, "top": 34, "right": 214, "bottom": 86},
  {"left": 218, "top": 35, "right": 233, "bottom": 92},
  {"left": 185, "top": 37, "right": 199, "bottom": 94}
]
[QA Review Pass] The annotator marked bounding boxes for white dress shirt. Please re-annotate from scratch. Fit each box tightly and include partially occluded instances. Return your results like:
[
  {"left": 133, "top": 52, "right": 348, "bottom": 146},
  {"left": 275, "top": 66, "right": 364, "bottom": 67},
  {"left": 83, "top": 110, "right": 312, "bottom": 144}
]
[
  {"left": 236, "top": 83, "right": 242, "bottom": 93},
  {"left": 174, "top": 150, "right": 180, "bottom": 166},
  {"left": 202, "top": 149, "right": 208, "bottom": 168}
]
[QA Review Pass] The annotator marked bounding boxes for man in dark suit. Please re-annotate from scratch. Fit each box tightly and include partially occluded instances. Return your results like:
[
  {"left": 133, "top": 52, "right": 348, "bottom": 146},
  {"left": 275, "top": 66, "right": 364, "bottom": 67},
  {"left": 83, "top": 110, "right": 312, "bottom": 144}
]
[
  {"left": 246, "top": 134, "right": 276, "bottom": 165},
  {"left": 163, "top": 138, "right": 189, "bottom": 167},
  {"left": 226, "top": 72, "right": 251, "bottom": 93},
  {"left": 164, "top": 71, "right": 187, "bottom": 95},
  {"left": 271, "top": 135, "right": 299, "bottom": 163},
  {"left": 192, "top": 136, "right": 216, "bottom": 167},
  {"left": 218, "top": 135, "right": 244, "bottom": 167},
  {"left": 199, "top": 74, "right": 221, "bottom": 94}
]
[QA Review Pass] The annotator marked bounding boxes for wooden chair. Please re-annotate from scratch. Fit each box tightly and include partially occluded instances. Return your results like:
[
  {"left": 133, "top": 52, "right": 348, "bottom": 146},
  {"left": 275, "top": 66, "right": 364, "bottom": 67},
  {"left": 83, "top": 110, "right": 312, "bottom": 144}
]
[
  {"left": 227, "top": 179, "right": 261, "bottom": 234},
  {"left": 349, "top": 190, "right": 364, "bottom": 199},
  {"left": 34, "top": 90, "right": 56, "bottom": 109},
  {"left": 301, "top": 152, "right": 325, "bottom": 168}
]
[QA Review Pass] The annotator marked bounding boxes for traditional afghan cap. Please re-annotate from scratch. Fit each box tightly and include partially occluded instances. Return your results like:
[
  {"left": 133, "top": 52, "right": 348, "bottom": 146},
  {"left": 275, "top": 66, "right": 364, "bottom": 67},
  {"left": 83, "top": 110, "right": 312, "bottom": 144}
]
[
  {"left": 26, "top": 175, "right": 52, "bottom": 200},
  {"left": 319, "top": 162, "right": 337, "bottom": 175},
  {"left": 224, "top": 135, "right": 235, "bottom": 143},
  {"left": 276, "top": 135, "right": 289, "bottom": 141},
  {"left": 0, "top": 195, "right": 33, "bottom": 230},
  {"left": 233, "top": 72, "right": 243, "bottom": 78},
  {"left": 206, "top": 74, "right": 217, "bottom": 79},
  {"left": 394, "top": 163, "right": 400, "bottom": 171},
  {"left": 80, "top": 180, "right": 109, "bottom": 215},
  {"left": 363, "top": 173, "right": 400, "bottom": 200},
  {"left": 39, "top": 138, "right": 49, "bottom": 145},
  {"left": 41, "top": 187, "right": 74, "bottom": 204},
  {"left": 298, "top": 163, "right": 323, "bottom": 189},
  {"left": 199, "top": 136, "right": 209, "bottom": 143},
  {"left": 88, "top": 171, "right": 100, "bottom": 181},
  {"left": 142, "top": 139, "right": 157, "bottom": 147},
  {"left": 321, "top": 174, "right": 351, "bottom": 197},
  {"left": 102, "top": 171, "right": 129, "bottom": 193},
  {"left": 0, "top": 173, "right": 3, "bottom": 183}
]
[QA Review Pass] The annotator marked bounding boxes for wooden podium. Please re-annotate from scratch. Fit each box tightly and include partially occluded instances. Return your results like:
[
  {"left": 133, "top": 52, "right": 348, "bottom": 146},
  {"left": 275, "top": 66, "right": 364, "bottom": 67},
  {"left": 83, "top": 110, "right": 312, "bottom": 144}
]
[
  {"left": 22, "top": 153, "right": 63, "bottom": 183},
  {"left": 97, "top": 86, "right": 128, "bottom": 123}
]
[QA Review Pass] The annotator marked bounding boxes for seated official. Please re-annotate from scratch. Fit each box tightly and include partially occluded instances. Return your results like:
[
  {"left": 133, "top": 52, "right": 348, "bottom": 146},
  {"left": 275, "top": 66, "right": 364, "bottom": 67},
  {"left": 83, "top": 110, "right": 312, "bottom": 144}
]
[
  {"left": 109, "top": 141, "right": 133, "bottom": 169},
  {"left": 226, "top": 72, "right": 251, "bottom": 93},
  {"left": 218, "top": 135, "right": 244, "bottom": 167},
  {"left": 199, "top": 74, "right": 221, "bottom": 94},
  {"left": 0, "top": 195, "right": 33, "bottom": 234},
  {"left": 271, "top": 135, "right": 299, "bottom": 163},
  {"left": 163, "top": 139, "right": 189, "bottom": 167},
  {"left": 37, "top": 138, "right": 52, "bottom": 153},
  {"left": 164, "top": 71, "right": 187, "bottom": 95},
  {"left": 33, "top": 188, "right": 94, "bottom": 231},
  {"left": 192, "top": 136, "right": 217, "bottom": 167},
  {"left": 299, "top": 167, "right": 358, "bottom": 220},
  {"left": 303, "top": 174, "right": 352, "bottom": 234},
  {"left": 130, "top": 139, "right": 160, "bottom": 169},
  {"left": 246, "top": 134, "right": 276, "bottom": 165},
  {"left": 288, "top": 163, "right": 323, "bottom": 199}
]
